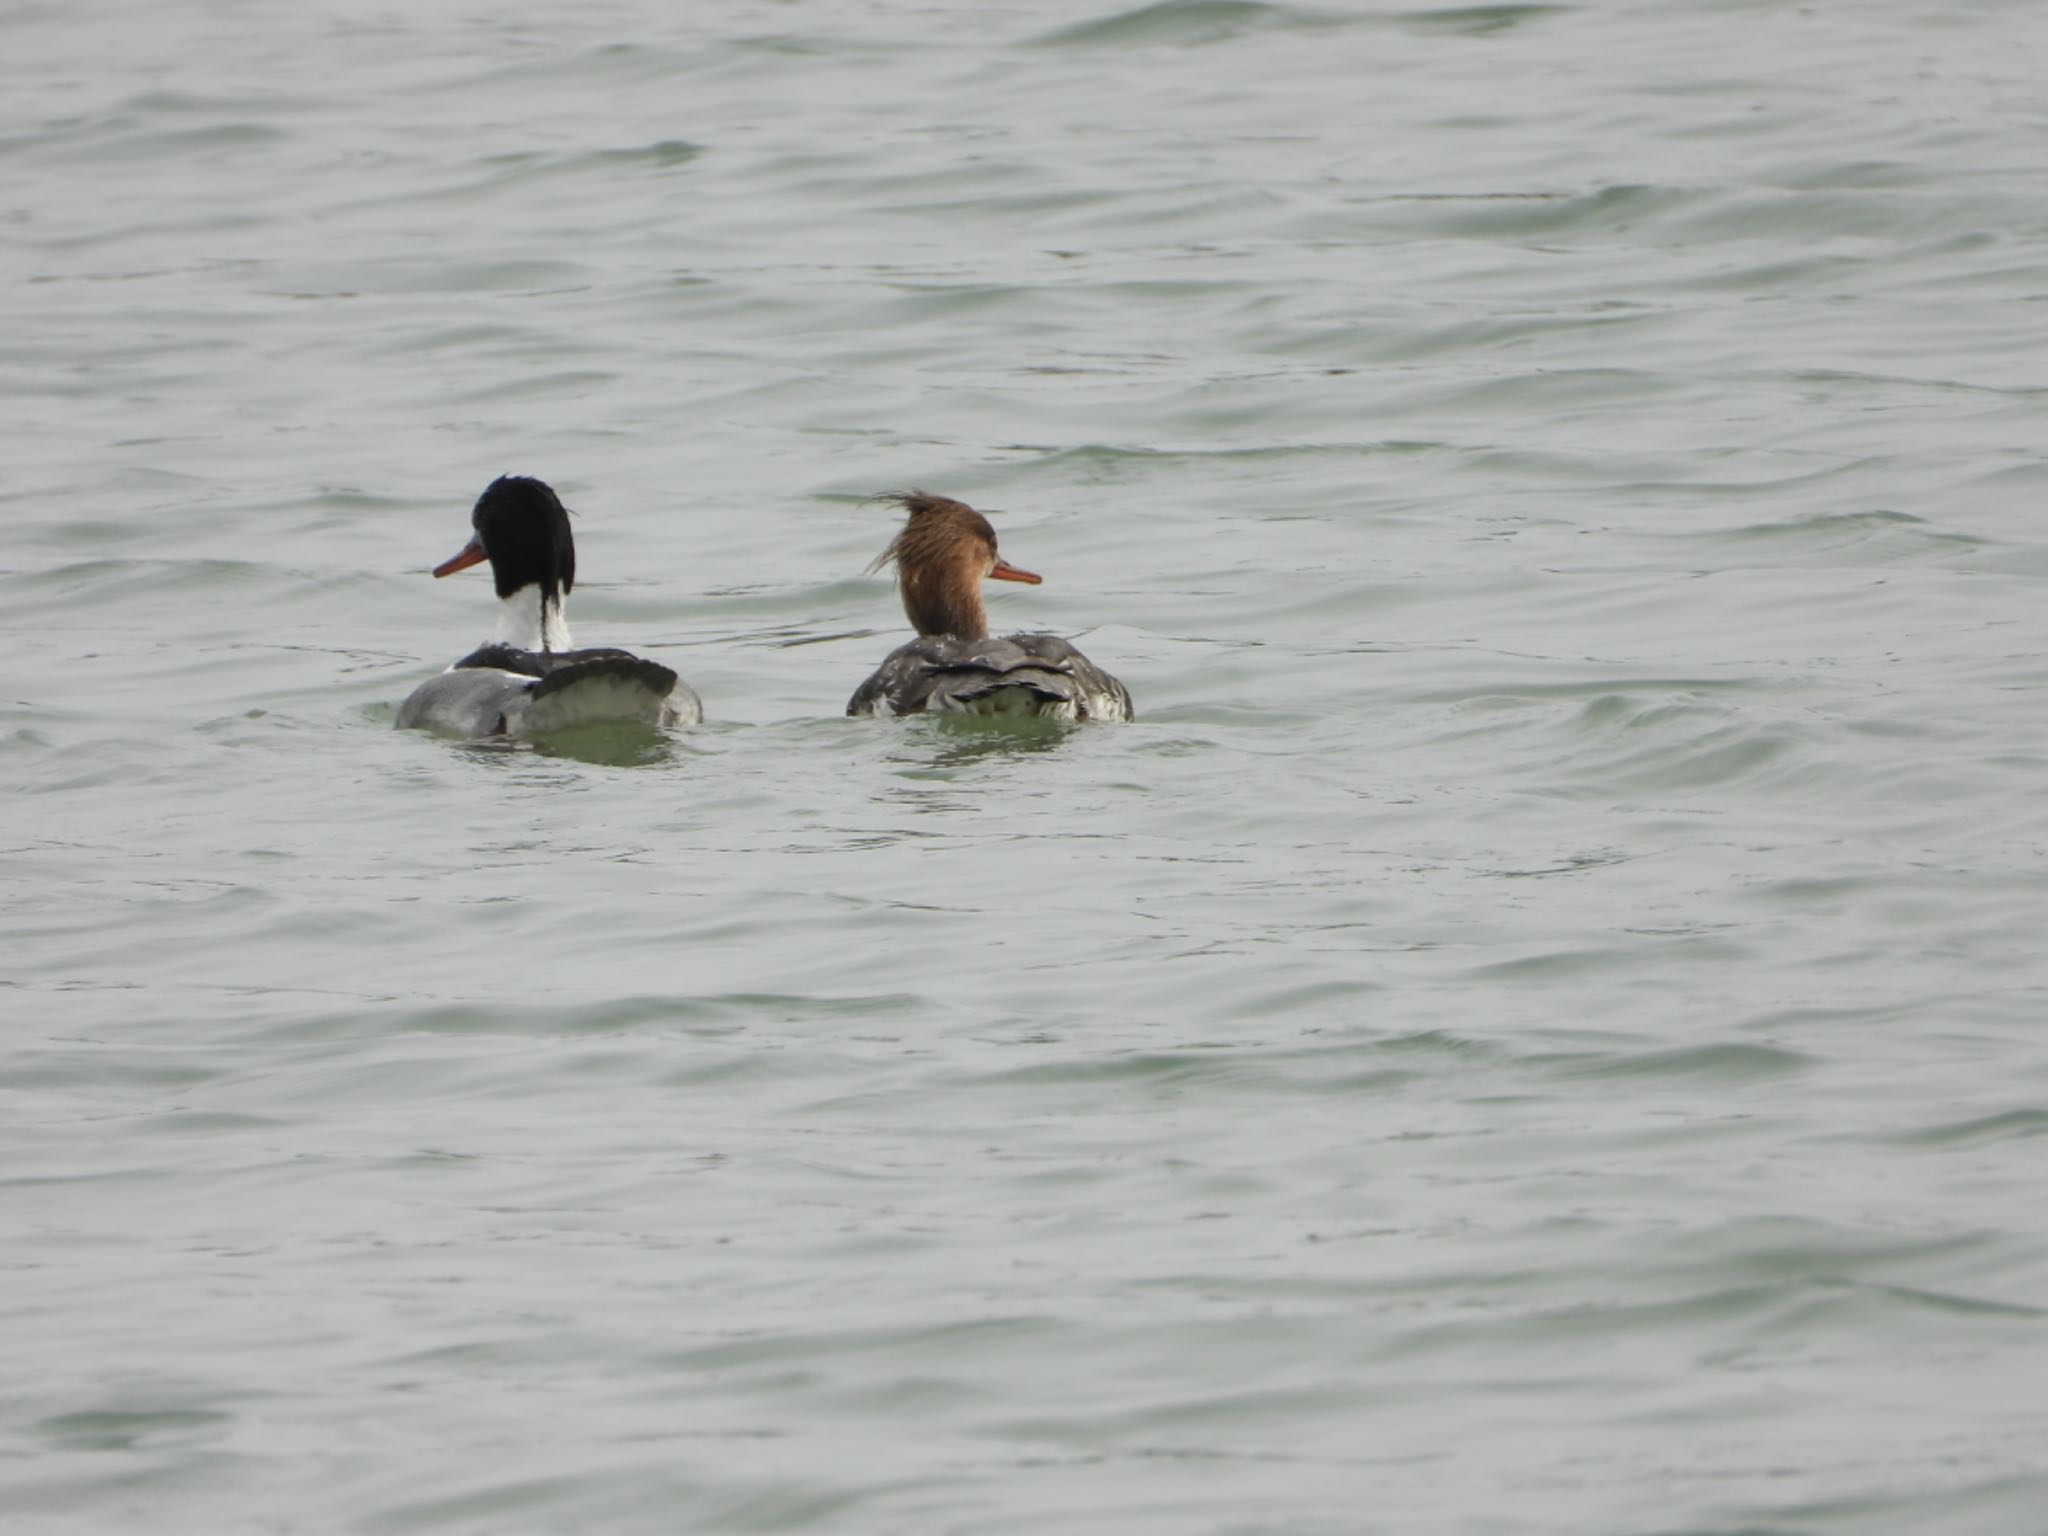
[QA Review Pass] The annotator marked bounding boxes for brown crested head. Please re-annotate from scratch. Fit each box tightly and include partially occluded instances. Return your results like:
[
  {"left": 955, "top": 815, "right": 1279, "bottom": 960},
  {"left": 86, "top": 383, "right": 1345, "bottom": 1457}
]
[{"left": 867, "top": 491, "right": 1041, "bottom": 641}]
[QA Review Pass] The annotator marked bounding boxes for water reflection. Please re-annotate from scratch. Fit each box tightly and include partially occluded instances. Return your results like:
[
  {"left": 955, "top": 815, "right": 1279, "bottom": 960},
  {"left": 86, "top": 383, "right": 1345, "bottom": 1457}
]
[
  {"left": 449, "top": 723, "right": 681, "bottom": 769},
  {"left": 886, "top": 715, "right": 1074, "bottom": 774},
  {"left": 533, "top": 723, "right": 682, "bottom": 768}
]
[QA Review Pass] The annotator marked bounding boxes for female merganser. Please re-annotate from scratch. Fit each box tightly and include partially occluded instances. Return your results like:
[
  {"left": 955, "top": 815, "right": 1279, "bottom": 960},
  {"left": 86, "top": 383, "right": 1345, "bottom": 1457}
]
[
  {"left": 847, "top": 492, "right": 1133, "bottom": 721},
  {"left": 396, "top": 475, "right": 702, "bottom": 736}
]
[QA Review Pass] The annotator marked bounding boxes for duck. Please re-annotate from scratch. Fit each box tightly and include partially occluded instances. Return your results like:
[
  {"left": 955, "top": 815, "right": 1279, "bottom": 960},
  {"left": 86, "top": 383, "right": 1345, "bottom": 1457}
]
[
  {"left": 396, "top": 475, "right": 702, "bottom": 736},
  {"left": 847, "top": 492, "right": 1133, "bottom": 721}
]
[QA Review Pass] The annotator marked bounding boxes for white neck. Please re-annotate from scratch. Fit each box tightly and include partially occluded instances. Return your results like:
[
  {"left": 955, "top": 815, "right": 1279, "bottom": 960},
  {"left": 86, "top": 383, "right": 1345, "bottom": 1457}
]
[{"left": 493, "top": 584, "right": 574, "bottom": 651}]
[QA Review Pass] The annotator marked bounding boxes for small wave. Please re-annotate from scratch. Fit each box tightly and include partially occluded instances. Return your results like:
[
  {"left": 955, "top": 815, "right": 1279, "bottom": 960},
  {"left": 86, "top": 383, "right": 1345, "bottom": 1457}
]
[
  {"left": 1541, "top": 1041, "right": 1814, "bottom": 1086},
  {"left": 1874, "top": 1108, "right": 2048, "bottom": 1150},
  {"left": 1707, "top": 508, "right": 1989, "bottom": 563},
  {"left": 1034, "top": 0, "right": 1334, "bottom": 48},
  {"left": 1395, "top": 5, "right": 1571, "bottom": 36},
  {"left": 1366, "top": 183, "right": 1688, "bottom": 241},
  {"left": 1036, "top": 0, "right": 1562, "bottom": 48},
  {"left": 34, "top": 1407, "right": 231, "bottom": 1453}
]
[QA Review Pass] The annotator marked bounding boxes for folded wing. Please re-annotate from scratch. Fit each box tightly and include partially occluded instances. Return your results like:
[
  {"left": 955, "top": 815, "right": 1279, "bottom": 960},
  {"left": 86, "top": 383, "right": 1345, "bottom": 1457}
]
[
  {"left": 848, "top": 633, "right": 1133, "bottom": 722},
  {"left": 398, "top": 647, "right": 702, "bottom": 736}
]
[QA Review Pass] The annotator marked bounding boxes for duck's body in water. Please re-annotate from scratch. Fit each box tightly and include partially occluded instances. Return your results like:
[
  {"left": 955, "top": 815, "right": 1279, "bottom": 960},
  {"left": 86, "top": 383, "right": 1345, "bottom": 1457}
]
[
  {"left": 396, "top": 476, "right": 702, "bottom": 737},
  {"left": 846, "top": 492, "right": 1133, "bottom": 722}
]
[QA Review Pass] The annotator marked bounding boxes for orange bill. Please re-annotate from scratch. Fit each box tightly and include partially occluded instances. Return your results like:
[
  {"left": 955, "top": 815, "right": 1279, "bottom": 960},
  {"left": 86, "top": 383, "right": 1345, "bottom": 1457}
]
[
  {"left": 989, "top": 559, "right": 1042, "bottom": 585},
  {"left": 432, "top": 538, "right": 487, "bottom": 578}
]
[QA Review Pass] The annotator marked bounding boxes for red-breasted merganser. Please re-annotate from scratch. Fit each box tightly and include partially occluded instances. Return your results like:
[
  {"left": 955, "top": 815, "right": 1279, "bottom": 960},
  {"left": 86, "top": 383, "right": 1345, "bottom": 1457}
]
[
  {"left": 847, "top": 492, "right": 1133, "bottom": 721},
  {"left": 396, "top": 475, "right": 702, "bottom": 736}
]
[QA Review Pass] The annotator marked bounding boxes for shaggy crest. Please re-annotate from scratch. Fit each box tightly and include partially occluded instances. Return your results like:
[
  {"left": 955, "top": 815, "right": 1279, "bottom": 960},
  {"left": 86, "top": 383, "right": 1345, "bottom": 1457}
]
[{"left": 865, "top": 491, "right": 1007, "bottom": 640}]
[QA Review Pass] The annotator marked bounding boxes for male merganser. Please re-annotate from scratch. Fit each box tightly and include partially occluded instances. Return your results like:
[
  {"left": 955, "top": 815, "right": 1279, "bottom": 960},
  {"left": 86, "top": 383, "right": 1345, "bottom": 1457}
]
[
  {"left": 847, "top": 492, "right": 1133, "bottom": 721},
  {"left": 396, "top": 475, "right": 702, "bottom": 736}
]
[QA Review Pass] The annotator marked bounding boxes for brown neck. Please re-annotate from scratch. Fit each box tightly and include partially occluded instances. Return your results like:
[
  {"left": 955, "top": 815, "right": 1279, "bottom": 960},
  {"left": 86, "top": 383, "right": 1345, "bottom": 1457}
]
[
  {"left": 901, "top": 555, "right": 988, "bottom": 641},
  {"left": 873, "top": 493, "right": 1003, "bottom": 640}
]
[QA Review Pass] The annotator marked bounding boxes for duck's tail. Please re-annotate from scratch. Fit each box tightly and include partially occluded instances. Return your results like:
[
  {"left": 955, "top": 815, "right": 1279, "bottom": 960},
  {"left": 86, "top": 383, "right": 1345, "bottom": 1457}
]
[{"left": 515, "top": 656, "right": 682, "bottom": 734}]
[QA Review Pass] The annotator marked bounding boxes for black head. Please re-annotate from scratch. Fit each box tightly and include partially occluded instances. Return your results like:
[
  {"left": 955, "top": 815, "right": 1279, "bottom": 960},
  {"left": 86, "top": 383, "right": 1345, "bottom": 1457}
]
[{"left": 470, "top": 475, "right": 576, "bottom": 604}]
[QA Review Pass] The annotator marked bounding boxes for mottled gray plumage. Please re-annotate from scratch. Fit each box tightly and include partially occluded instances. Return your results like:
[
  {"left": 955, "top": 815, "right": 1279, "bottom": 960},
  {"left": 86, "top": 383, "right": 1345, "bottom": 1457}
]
[{"left": 847, "top": 633, "right": 1133, "bottom": 721}]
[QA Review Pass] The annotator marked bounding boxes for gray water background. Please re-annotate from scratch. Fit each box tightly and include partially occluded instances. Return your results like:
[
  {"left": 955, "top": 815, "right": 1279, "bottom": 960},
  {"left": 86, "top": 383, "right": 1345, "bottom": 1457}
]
[{"left": 5, "top": 0, "right": 2048, "bottom": 1530}]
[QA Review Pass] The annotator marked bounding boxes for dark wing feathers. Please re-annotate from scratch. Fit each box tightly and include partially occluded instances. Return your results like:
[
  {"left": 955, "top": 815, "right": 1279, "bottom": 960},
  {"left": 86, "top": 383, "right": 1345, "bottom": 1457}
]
[
  {"left": 528, "top": 655, "right": 679, "bottom": 705},
  {"left": 452, "top": 643, "right": 646, "bottom": 678}
]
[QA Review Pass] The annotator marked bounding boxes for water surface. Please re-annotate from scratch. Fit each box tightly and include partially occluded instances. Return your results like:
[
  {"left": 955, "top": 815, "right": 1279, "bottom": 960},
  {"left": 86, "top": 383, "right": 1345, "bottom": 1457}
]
[{"left": 6, "top": 1, "right": 2048, "bottom": 1531}]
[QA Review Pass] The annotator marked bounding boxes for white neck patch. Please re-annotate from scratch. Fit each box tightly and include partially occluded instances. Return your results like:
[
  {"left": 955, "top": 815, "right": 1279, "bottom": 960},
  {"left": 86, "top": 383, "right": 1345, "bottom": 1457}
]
[{"left": 493, "top": 584, "right": 574, "bottom": 651}]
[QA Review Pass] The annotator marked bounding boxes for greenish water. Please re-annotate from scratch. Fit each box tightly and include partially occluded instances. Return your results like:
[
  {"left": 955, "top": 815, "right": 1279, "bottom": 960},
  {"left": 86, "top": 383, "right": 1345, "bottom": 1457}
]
[{"left": 6, "top": 1, "right": 2048, "bottom": 1531}]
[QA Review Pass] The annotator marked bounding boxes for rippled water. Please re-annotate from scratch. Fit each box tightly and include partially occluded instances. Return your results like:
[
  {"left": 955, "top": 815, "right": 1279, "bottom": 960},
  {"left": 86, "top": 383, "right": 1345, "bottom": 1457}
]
[{"left": 7, "top": 0, "right": 2048, "bottom": 1530}]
